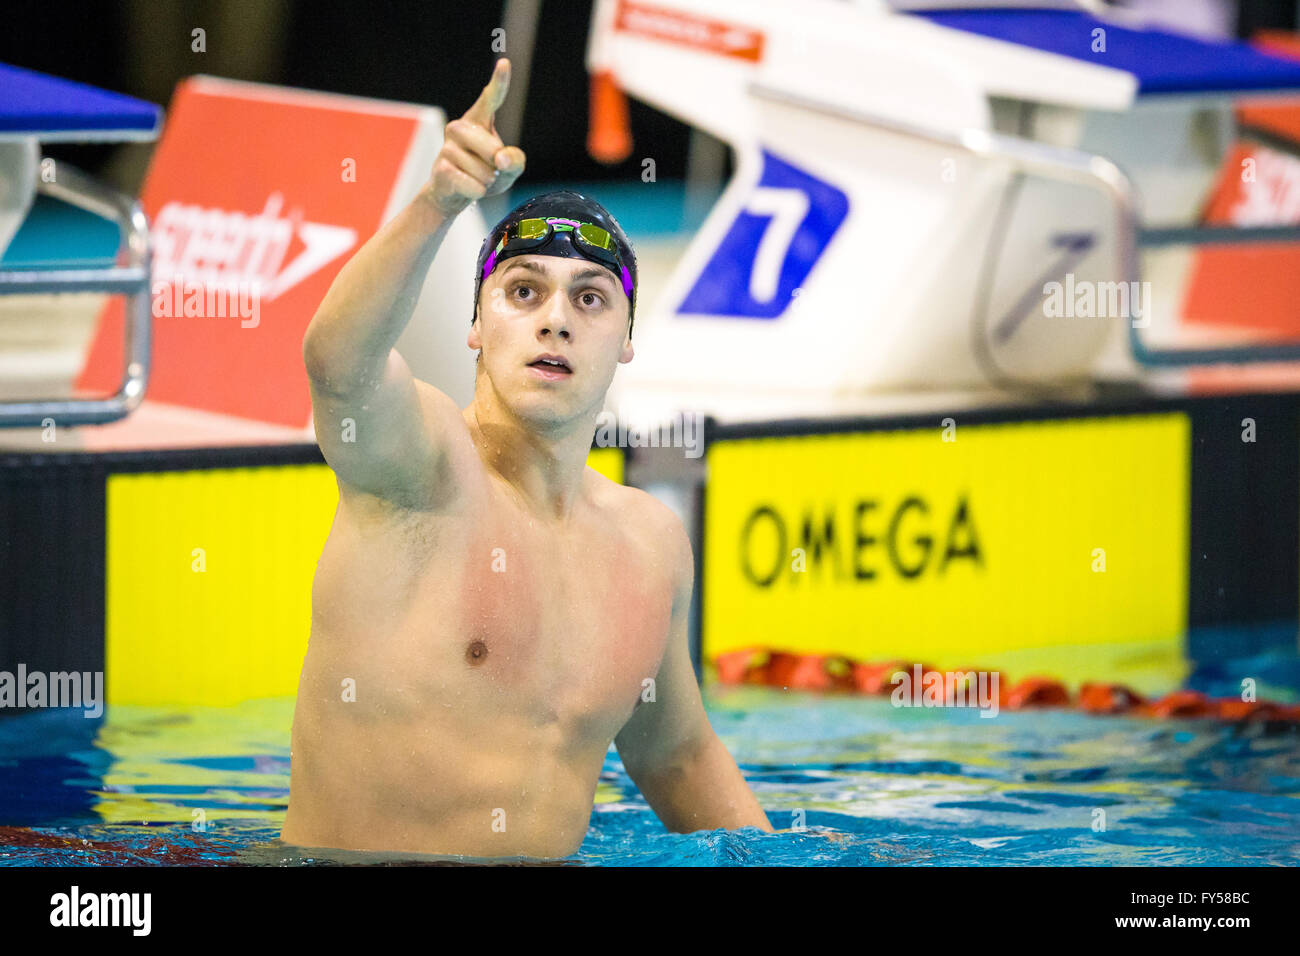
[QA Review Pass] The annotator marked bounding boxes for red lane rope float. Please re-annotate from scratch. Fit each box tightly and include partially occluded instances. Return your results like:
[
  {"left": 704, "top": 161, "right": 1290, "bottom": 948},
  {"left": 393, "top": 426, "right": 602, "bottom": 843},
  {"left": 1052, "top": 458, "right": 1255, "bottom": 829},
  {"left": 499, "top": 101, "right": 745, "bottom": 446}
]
[
  {"left": 1078, "top": 682, "right": 1146, "bottom": 714},
  {"left": 712, "top": 649, "right": 1300, "bottom": 726}
]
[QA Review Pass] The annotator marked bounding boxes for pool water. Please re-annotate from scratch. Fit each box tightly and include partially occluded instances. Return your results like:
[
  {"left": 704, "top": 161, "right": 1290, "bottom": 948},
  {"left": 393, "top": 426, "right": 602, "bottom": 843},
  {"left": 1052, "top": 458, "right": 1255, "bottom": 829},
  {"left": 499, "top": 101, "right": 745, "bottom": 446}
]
[{"left": 1, "top": 684, "right": 1298, "bottom": 866}]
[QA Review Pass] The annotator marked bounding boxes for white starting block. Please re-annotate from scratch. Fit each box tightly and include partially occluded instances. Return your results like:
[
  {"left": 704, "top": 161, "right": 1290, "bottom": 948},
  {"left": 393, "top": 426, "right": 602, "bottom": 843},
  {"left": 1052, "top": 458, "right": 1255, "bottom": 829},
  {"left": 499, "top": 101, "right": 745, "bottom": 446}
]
[
  {"left": 0, "top": 61, "right": 161, "bottom": 427},
  {"left": 588, "top": 0, "right": 1300, "bottom": 425}
]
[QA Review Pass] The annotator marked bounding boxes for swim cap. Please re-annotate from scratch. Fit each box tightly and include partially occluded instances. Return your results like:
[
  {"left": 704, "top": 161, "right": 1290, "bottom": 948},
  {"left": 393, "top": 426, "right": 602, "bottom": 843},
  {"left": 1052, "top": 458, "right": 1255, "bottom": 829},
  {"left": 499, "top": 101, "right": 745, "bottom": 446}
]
[{"left": 473, "top": 189, "right": 638, "bottom": 335}]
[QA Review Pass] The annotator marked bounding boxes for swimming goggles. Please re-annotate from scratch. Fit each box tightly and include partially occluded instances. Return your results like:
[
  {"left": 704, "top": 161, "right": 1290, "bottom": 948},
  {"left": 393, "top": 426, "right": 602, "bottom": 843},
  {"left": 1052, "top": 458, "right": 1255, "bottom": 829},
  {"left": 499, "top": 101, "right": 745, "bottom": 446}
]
[{"left": 481, "top": 217, "right": 634, "bottom": 299}]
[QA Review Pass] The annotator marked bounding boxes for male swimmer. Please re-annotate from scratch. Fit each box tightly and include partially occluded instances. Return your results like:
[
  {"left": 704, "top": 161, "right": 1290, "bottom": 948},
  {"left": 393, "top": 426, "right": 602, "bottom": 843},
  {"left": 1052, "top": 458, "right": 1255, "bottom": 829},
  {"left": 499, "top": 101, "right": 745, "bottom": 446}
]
[{"left": 281, "top": 58, "right": 773, "bottom": 859}]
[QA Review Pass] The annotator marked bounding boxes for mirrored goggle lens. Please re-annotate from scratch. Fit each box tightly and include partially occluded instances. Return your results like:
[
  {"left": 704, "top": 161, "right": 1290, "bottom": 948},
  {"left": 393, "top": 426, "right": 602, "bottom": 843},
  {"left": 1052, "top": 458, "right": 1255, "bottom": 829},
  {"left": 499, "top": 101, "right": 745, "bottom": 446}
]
[
  {"left": 575, "top": 223, "right": 615, "bottom": 251},
  {"left": 574, "top": 226, "right": 621, "bottom": 269},
  {"left": 513, "top": 218, "right": 551, "bottom": 242}
]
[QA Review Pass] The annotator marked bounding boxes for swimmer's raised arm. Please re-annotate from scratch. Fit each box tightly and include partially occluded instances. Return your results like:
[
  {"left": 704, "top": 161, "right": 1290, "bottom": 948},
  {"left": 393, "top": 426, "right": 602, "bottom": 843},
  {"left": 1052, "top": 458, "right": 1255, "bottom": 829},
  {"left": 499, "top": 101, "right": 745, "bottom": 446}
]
[
  {"left": 614, "top": 505, "right": 774, "bottom": 836},
  {"left": 302, "top": 58, "right": 525, "bottom": 505}
]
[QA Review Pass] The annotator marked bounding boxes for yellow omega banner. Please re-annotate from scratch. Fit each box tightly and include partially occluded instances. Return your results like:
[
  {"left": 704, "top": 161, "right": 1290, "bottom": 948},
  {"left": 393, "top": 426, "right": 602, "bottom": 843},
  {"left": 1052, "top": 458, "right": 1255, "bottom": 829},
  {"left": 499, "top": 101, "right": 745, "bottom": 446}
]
[{"left": 703, "top": 414, "right": 1191, "bottom": 687}]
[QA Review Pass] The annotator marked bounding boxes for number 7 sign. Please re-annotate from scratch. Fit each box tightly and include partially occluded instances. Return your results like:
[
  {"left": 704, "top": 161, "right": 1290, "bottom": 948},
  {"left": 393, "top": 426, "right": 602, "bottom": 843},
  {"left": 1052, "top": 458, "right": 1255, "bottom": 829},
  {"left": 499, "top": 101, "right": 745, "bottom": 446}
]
[{"left": 678, "top": 149, "right": 848, "bottom": 319}]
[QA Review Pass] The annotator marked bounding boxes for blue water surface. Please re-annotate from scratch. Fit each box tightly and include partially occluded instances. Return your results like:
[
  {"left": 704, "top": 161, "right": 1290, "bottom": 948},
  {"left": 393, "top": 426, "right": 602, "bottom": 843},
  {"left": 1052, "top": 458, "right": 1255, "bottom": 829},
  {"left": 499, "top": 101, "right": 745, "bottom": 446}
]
[{"left": 0, "top": 684, "right": 1297, "bottom": 866}]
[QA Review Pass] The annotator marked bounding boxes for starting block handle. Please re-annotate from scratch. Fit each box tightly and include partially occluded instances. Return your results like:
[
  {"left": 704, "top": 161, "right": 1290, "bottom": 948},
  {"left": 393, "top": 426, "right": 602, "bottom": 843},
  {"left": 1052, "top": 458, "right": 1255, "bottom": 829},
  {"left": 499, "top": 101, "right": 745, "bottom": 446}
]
[{"left": 0, "top": 161, "right": 152, "bottom": 427}]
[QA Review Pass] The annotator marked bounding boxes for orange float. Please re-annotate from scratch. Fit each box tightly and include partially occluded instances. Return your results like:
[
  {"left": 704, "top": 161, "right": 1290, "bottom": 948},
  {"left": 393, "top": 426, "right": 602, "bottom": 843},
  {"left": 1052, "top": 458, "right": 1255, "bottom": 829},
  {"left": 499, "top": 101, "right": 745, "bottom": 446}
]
[
  {"left": 1078, "top": 682, "right": 1146, "bottom": 714},
  {"left": 709, "top": 652, "right": 1299, "bottom": 725},
  {"left": 1149, "top": 690, "right": 1215, "bottom": 718},
  {"left": 1006, "top": 677, "right": 1071, "bottom": 709}
]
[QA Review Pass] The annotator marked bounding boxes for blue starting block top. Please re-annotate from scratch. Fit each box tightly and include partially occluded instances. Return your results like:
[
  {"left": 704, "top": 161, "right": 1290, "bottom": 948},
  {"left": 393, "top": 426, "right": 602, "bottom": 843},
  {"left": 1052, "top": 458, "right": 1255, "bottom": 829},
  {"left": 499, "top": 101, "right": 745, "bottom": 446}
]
[
  {"left": 916, "top": 9, "right": 1300, "bottom": 96},
  {"left": 0, "top": 62, "right": 162, "bottom": 141}
]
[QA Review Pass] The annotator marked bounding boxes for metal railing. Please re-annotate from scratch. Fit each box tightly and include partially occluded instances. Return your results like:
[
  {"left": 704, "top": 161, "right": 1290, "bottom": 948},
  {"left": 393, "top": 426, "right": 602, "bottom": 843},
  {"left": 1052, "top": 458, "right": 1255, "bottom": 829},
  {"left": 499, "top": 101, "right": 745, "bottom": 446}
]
[{"left": 0, "top": 162, "right": 151, "bottom": 427}]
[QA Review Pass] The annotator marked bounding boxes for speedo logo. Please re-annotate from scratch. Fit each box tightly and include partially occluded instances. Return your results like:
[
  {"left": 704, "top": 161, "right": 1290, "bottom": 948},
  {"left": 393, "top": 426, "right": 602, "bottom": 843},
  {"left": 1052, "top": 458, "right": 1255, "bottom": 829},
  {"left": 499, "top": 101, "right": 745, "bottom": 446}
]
[
  {"left": 738, "top": 495, "right": 983, "bottom": 587},
  {"left": 152, "top": 194, "right": 356, "bottom": 301}
]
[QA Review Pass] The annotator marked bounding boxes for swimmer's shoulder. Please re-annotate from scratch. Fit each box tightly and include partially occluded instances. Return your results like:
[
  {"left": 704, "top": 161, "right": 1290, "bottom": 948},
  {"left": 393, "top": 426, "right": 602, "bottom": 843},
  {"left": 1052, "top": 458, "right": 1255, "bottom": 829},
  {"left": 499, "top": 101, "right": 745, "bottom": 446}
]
[
  {"left": 334, "top": 388, "right": 483, "bottom": 515},
  {"left": 584, "top": 470, "right": 694, "bottom": 594}
]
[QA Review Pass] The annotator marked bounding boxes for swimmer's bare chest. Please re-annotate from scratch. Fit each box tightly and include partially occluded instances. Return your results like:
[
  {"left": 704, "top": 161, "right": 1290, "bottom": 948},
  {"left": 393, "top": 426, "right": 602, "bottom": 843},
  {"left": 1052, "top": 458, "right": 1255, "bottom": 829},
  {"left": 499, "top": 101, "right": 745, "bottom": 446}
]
[
  {"left": 287, "top": 472, "right": 677, "bottom": 856},
  {"left": 304, "top": 476, "right": 674, "bottom": 748}
]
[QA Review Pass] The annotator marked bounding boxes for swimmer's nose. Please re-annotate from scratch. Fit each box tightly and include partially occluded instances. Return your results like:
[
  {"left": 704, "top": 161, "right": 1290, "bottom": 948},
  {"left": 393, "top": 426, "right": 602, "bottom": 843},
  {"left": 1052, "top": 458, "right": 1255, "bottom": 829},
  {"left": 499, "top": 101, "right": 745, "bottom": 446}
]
[
  {"left": 537, "top": 304, "right": 572, "bottom": 340},
  {"left": 537, "top": 288, "right": 575, "bottom": 339}
]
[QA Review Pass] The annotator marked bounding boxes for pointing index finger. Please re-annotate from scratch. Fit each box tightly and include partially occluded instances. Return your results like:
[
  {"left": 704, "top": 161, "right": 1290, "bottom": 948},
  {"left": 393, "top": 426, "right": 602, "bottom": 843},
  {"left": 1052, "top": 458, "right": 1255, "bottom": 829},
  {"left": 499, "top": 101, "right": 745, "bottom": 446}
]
[{"left": 465, "top": 58, "right": 510, "bottom": 131}]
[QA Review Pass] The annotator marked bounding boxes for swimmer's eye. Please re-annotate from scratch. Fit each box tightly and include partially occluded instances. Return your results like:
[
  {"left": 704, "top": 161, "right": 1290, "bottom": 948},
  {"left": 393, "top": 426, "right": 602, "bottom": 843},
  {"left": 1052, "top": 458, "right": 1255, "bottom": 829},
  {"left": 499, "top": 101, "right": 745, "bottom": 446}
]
[{"left": 508, "top": 282, "right": 606, "bottom": 310}]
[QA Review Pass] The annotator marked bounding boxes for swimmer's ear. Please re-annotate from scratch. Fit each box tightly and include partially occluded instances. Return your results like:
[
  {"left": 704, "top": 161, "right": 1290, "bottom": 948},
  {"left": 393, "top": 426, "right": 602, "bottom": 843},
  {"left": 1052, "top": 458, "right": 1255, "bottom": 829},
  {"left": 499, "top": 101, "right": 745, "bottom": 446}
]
[
  {"left": 619, "top": 308, "right": 634, "bottom": 363},
  {"left": 468, "top": 307, "right": 483, "bottom": 351}
]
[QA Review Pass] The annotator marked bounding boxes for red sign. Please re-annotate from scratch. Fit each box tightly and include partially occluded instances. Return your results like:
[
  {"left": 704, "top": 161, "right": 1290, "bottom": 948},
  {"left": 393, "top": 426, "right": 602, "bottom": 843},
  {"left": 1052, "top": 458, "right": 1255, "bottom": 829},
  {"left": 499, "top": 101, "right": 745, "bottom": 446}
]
[
  {"left": 1181, "top": 33, "right": 1300, "bottom": 341},
  {"left": 1181, "top": 142, "right": 1300, "bottom": 340},
  {"left": 78, "top": 77, "right": 430, "bottom": 428}
]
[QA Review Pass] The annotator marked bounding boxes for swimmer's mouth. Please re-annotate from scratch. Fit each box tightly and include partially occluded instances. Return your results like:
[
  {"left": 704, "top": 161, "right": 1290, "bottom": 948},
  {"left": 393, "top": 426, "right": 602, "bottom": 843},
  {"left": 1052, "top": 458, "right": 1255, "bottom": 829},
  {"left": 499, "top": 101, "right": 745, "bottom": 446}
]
[{"left": 527, "top": 354, "right": 573, "bottom": 375}]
